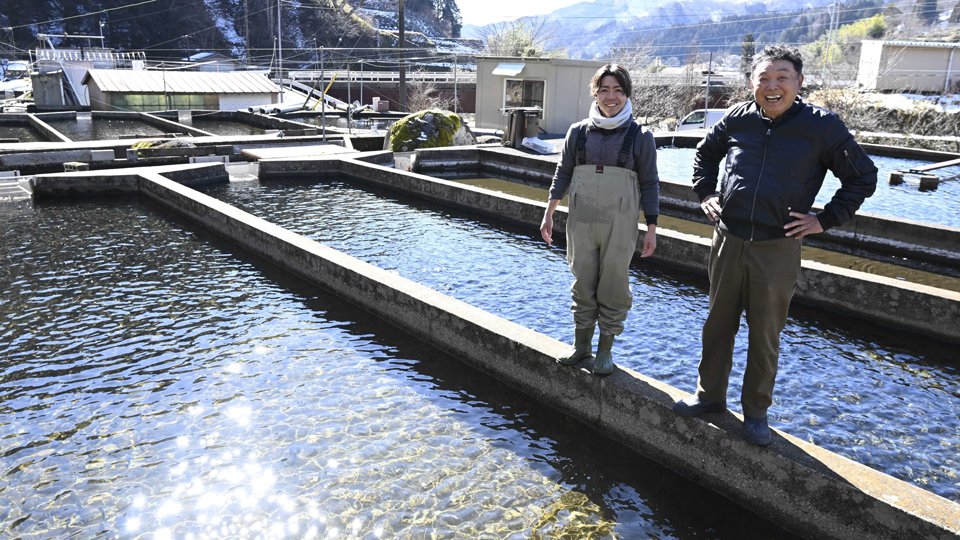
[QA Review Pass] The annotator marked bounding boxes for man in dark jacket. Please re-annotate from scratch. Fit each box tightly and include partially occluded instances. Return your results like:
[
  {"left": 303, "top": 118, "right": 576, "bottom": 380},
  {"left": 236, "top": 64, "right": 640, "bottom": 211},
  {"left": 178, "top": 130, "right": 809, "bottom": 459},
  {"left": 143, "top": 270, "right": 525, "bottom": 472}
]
[{"left": 671, "top": 45, "right": 878, "bottom": 446}]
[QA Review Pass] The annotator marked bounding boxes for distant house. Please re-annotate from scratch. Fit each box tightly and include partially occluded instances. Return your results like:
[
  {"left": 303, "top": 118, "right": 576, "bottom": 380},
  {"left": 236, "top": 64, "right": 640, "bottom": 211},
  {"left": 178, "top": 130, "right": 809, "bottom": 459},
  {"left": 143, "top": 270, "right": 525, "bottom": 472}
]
[
  {"left": 474, "top": 56, "right": 605, "bottom": 134},
  {"left": 857, "top": 39, "right": 960, "bottom": 93},
  {"left": 30, "top": 48, "right": 147, "bottom": 110},
  {"left": 81, "top": 69, "right": 280, "bottom": 111},
  {"left": 183, "top": 51, "right": 242, "bottom": 72}
]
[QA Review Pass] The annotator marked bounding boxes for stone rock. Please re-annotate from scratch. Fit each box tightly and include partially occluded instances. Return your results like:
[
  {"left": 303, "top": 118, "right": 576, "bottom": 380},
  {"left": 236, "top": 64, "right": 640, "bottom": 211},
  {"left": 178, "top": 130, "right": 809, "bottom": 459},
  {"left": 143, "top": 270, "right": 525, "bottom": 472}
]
[{"left": 383, "top": 109, "right": 475, "bottom": 152}]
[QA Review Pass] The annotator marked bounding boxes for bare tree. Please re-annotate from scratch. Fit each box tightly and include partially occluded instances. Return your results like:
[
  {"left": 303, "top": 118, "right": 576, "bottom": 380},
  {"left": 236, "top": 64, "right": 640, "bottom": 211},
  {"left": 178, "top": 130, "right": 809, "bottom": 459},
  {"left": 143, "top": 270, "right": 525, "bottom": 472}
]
[
  {"left": 482, "top": 17, "right": 563, "bottom": 57},
  {"left": 406, "top": 78, "right": 455, "bottom": 112}
]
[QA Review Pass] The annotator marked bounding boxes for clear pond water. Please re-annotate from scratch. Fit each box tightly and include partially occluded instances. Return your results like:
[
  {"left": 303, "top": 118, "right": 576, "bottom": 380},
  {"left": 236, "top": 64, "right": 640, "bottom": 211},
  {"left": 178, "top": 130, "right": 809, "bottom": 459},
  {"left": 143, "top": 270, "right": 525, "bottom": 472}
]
[
  {"left": 44, "top": 117, "right": 166, "bottom": 141},
  {"left": 297, "top": 115, "right": 397, "bottom": 134},
  {"left": 0, "top": 124, "right": 42, "bottom": 142},
  {"left": 188, "top": 118, "right": 267, "bottom": 136},
  {"left": 207, "top": 178, "right": 960, "bottom": 502},
  {"left": 656, "top": 147, "right": 960, "bottom": 228},
  {"left": 0, "top": 199, "right": 797, "bottom": 538}
]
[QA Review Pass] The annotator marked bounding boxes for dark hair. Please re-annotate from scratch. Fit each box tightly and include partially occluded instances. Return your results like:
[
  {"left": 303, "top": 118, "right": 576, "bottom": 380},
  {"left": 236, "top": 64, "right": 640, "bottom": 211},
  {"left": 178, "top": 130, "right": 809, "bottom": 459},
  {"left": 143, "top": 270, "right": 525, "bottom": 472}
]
[
  {"left": 750, "top": 45, "right": 803, "bottom": 75},
  {"left": 590, "top": 63, "right": 632, "bottom": 97}
]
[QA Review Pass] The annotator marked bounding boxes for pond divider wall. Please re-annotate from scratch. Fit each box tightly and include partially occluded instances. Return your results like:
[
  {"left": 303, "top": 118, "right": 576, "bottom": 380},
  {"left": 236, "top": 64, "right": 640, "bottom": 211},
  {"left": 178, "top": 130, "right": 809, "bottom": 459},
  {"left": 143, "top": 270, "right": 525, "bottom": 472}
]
[
  {"left": 27, "top": 163, "right": 960, "bottom": 539},
  {"left": 259, "top": 154, "right": 960, "bottom": 345},
  {"left": 412, "top": 146, "right": 960, "bottom": 273},
  {"left": 27, "top": 113, "right": 72, "bottom": 143}
]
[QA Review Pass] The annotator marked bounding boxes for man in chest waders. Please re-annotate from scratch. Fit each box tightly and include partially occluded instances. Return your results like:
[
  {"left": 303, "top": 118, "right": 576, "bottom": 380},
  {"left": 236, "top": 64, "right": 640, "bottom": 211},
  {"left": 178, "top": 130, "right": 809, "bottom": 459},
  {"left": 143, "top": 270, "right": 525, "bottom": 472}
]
[{"left": 541, "top": 63, "right": 660, "bottom": 376}]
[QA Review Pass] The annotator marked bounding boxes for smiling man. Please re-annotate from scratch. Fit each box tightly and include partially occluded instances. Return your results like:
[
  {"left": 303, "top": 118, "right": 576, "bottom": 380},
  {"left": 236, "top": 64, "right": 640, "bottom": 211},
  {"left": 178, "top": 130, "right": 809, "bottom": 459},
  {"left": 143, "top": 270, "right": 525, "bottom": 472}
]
[{"left": 671, "top": 45, "right": 878, "bottom": 446}]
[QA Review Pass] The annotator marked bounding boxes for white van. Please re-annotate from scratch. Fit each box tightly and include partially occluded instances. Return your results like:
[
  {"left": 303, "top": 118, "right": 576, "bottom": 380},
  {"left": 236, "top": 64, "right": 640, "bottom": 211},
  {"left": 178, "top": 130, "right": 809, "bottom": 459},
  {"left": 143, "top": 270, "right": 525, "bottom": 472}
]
[{"left": 676, "top": 109, "right": 725, "bottom": 131}]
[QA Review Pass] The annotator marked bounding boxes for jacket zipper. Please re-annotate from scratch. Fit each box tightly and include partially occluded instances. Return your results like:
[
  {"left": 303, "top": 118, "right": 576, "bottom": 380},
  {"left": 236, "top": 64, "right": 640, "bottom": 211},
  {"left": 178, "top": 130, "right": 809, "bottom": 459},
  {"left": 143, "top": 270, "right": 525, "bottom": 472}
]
[
  {"left": 843, "top": 149, "right": 861, "bottom": 176},
  {"left": 748, "top": 128, "right": 772, "bottom": 241}
]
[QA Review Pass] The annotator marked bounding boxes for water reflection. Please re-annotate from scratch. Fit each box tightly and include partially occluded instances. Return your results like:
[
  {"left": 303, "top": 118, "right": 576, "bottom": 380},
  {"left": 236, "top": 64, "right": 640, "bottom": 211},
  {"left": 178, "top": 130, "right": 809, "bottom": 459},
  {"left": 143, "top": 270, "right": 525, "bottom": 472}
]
[
  {"left": 0, "top": 124, "right": 42, "bottom": 142},
  {"left": 44, "top": 118, "right": 166, "bottom": 141},
  {"left": 450, "top": 177, "right": 960, "bottom": 292},
  {"left": 656, "top": 147, "right": 960, "bottom": 228},
  {"left": 188, "top": 118, "right": 266, "bottom": 136},
  {"left": 0, "top": 200, "right": 794, "bottom": 538},
  {"left": 208, "top": 179, "right": 960, "bottom": 502}
]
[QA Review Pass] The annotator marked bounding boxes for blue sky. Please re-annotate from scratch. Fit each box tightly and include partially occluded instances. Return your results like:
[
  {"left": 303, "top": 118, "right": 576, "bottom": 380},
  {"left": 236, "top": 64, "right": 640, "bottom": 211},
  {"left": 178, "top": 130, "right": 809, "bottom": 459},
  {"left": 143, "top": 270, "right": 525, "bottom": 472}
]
[{"left": 457, "top": 0, "right": 585, "bottom": 26}]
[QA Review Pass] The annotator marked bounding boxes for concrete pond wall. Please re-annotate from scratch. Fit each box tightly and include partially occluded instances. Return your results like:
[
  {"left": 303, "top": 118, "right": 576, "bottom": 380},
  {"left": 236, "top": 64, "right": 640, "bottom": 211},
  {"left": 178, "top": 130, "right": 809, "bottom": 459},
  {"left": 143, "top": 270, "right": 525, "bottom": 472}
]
[
  {"left": 412, "top": 145, "right": 960, "bottom": 274},
  {"left": 260, "top": 154, "right": 960, "bottom": 345},
  {"left": 27, "top": 161, "right": 960, "bottom": 539}
]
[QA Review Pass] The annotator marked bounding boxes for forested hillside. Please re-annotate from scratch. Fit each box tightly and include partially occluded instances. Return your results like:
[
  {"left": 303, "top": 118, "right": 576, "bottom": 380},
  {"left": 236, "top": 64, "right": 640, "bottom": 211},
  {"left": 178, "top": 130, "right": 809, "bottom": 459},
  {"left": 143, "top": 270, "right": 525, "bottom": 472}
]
[
  {"left": 632, "top": 0, "right": 888, "bottom": 59},
  {"left": 0, "top": 0, "right": 461, "bottom": 62}
]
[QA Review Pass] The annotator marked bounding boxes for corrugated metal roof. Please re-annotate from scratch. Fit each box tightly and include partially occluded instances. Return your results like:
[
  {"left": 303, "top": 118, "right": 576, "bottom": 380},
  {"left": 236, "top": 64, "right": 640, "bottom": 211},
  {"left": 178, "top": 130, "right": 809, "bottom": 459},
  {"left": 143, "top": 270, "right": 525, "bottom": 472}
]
[
  {"left": 82, "top": 69, "right": 280, "bottom": 94},
  {"left": 864, "top": 39, "right": 960, "bottom": 49}
]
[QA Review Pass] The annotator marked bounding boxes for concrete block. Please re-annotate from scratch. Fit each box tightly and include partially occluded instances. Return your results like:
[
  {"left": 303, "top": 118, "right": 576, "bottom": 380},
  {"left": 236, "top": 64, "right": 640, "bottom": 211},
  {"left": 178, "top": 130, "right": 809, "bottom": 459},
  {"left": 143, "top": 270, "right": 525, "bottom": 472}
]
[
  {"left": 918, "top": 174, "right": 939, "bottom": 191},
  {"left": 1, "top": 150, "right": 90, "bottom": 167},
  {"left": 189, "top": 155, "right": 229, "bottom": 164},
  {"left": 89, "top": 149, "right": 115, "bottom": 162},
  {"left": 63, "top": 161, "right": 89, "bottom": 172},
  {"left": 0, "top": 170, "right": 20, "bottom": 178}
]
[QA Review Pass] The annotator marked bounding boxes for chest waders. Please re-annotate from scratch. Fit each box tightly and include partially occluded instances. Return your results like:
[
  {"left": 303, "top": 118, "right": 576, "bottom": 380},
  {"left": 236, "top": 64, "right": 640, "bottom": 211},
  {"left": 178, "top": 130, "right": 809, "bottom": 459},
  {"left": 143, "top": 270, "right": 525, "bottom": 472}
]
[{"left": 566, "top": 122, "right": 641, "bottom": 338}]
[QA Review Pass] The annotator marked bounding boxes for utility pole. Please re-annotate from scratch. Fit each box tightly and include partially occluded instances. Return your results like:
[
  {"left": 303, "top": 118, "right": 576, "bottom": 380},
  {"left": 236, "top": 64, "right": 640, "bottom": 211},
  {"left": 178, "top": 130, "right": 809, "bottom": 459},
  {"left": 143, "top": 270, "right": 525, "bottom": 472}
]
[
  {"left": 347, "top": 63, "right": 352, "bottom": 134},
  {"left": 277, "top": 0, "right": 284, "bottom": 102},
  {"left": 321, "top": 46, "right": 326, "bottom": 141},
  {"left": 243, "top": 0, "right": 250, "bottom": 61},
  {"left": 823, "top": 2, "right": 838, "bottom": 82},
  {"left": 398, "top": 0, "right": 406, "bottom": 112},
  {"left": 703, "top": 51, "right": 713, "bottom": 127}
]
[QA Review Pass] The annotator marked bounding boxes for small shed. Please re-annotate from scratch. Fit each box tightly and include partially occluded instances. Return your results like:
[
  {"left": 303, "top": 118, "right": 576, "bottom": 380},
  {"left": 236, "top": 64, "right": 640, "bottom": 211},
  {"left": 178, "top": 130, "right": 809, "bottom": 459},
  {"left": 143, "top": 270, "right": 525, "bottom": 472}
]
[
  {"left": 475, "top": 56, "right": 605, "bottom": 134},
  {"left": 857, "top": 39, "right": 960, "bottom": 93},
  {"left": 81, "top": 69, "right": 280, "bottom": 111},
  {"left": 183, "top": 51, "right": 242, "bottom": 72}
]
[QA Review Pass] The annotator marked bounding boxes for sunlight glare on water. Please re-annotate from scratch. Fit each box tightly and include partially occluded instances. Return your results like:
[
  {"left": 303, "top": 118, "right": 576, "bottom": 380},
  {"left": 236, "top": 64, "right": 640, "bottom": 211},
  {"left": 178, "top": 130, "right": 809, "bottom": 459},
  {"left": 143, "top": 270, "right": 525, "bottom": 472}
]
[
  {"left": 0, "top": 199, "right": 792, "bottom": 538},
  {"left": 208, "top": 178, "right": 959, "bottom": 502}
]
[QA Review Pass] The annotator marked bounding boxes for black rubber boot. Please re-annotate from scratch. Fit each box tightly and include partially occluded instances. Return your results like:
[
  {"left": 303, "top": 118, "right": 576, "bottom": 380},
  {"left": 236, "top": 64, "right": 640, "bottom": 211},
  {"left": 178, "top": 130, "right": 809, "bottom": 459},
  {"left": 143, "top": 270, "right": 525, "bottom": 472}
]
[
  {"left": 592, "top": 334, "right": 615, "bottom": 376},
  {"left": 558, "top": 326, "right": 594, "bottom": 366}
]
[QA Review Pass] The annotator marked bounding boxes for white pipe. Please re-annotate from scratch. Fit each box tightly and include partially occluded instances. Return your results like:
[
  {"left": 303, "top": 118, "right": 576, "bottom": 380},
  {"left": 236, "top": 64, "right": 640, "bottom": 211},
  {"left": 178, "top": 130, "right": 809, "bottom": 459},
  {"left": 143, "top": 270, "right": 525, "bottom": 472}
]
[{"left": 944, "top": 47, "right": 956, "bottom": 95}]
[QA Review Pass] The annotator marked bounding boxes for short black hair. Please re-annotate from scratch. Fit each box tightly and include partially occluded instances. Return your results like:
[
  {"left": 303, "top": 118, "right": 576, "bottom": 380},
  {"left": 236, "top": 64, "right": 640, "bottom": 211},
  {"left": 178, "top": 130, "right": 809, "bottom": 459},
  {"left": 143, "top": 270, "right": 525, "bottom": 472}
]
[
  {"left": 751, "top": 45, "right": 803, "bottom": 75},
  {"left": 590, "top": 63, "right": 632, "bottom": 97}
]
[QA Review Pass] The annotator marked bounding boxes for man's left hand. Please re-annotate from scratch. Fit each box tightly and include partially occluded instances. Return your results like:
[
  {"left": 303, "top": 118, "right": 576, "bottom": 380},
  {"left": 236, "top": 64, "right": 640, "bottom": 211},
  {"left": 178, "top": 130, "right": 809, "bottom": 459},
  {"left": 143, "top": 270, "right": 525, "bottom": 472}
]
[{"left": 784, "top": 211, "right": 823, "bottom": 239}]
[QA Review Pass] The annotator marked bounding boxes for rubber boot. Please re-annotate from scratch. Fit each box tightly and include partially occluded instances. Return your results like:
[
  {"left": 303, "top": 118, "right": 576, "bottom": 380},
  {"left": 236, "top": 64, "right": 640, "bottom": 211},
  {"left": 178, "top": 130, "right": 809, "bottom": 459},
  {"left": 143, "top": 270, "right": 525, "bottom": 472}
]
[
  {"left": 558, "top": 326, "right": 594, "bottom": 365},
  {"left": 592, "top": 334, "right": 615, "bottom": 376}
]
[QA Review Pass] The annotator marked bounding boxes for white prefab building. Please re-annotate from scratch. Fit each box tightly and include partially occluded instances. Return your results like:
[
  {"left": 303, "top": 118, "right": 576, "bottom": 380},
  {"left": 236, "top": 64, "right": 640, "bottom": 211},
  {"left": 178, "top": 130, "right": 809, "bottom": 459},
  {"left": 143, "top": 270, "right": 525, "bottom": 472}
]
[
  {"left": 81, "top": 69, "right": 280, "bottom": 112},
  {"left": 475, "top": 56, "right": 605, "bottom": 134},
  {"left": 857, "top": 39, "right": 960, "bottom": 93}
]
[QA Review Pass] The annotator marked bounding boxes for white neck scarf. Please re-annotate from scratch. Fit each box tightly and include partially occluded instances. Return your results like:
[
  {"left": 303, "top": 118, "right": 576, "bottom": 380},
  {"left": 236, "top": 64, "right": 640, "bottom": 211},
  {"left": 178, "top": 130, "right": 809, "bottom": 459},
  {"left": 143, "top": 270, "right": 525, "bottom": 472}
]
[{"left": 589, "top": 99, "right": 633, "bottom": 130}]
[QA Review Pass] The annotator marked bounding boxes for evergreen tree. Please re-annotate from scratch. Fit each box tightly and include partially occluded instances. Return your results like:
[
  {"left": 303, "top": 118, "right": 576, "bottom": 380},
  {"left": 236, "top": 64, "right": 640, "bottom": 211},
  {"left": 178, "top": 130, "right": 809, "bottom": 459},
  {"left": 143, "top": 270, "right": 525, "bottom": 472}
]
[
  {"left": 437, "top": 0, "right": 462, "bottom": 37},
  {"left": 740, "top": 33, "right": 755, "bottom": 79},
  {"left": 915, "top": 0, "right": 938, "bottom": 25}
]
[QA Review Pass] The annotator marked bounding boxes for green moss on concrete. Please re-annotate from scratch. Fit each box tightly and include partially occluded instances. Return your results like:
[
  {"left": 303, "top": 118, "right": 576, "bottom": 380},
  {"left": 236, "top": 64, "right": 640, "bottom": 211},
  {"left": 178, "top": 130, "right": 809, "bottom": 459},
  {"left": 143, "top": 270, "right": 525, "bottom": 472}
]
[{"left": 387, "top": 109, "right": 462, "bottom": 152}]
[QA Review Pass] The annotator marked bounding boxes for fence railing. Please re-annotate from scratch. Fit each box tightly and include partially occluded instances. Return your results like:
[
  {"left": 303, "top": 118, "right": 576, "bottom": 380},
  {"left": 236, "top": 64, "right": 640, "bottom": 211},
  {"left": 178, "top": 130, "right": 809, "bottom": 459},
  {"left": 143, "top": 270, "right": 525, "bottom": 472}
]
[{"left": 288, "top": 70, "right": 477, "bottom": 84}]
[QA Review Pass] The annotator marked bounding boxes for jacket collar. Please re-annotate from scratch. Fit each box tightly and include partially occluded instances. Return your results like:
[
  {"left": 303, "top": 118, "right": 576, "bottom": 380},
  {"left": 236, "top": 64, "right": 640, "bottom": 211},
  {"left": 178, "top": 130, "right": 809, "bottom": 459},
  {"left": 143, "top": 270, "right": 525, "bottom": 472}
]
[{"left": 753, "top": 97, "right": 804, "bottom": 126}]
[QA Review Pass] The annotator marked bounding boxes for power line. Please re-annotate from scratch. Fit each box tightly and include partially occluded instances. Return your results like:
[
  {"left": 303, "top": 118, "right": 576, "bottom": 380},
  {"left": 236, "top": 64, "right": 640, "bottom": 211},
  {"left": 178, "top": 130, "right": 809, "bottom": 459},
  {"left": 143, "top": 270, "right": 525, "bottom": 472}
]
[{"left": 7, "top": 0, "right": 160, "bottom": 30}]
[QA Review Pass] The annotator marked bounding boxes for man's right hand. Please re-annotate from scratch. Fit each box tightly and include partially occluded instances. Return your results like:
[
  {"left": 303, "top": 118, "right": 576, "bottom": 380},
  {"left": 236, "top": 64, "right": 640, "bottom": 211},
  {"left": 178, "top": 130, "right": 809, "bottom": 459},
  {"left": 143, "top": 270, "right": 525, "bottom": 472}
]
[{"left": 700, "top": 194, "right": 721, "bottom": 223}]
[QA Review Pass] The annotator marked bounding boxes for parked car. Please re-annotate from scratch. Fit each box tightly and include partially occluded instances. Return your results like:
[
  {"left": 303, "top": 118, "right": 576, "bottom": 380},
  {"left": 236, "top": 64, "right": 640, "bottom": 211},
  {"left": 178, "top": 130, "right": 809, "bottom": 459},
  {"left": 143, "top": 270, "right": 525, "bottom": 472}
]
[{"left": 676, "top": 108, "right": 725, "bottom": 131}]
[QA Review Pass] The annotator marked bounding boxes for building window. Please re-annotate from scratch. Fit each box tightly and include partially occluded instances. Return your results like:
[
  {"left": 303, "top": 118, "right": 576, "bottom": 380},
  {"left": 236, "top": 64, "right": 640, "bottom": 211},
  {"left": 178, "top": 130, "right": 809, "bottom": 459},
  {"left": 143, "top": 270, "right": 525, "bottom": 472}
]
[
  {"left": 109, "top": 93, "right": 219, "bottom": 111},
  {"left": 504, "top": 79, "right": 544, "bottom": 109}
]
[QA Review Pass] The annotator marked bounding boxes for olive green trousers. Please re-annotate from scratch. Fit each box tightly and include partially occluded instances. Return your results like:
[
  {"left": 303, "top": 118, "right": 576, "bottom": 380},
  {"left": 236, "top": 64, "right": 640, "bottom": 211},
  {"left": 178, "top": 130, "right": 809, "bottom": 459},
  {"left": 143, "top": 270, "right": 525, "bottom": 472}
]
[
  {"left": 565, "top": 164, "right": 640, "bottom": 336},
  {"left": 695, "top": 228, "right": 802, "bottom": 418}
]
